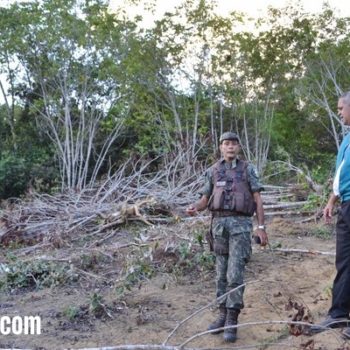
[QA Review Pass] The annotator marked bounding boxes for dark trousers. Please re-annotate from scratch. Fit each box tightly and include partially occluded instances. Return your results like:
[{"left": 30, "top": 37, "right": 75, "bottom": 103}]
[{"left": 329, "top": 200, "right": 350, "bottom": 318}]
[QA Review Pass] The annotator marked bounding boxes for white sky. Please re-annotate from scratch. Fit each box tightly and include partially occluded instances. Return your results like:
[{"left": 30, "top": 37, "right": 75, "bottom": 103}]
[
  {"left": 109, "top": 0, "right": 350, "bottom": 27},
  {"left": 0, "top": 0, "right": 349, "bottom": 103},
  {"left": 1, "top": 0, "right": 349, "bottom": 18}
]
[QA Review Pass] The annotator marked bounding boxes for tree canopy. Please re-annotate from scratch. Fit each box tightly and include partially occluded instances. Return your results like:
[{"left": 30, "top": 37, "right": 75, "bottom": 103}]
[{"left": 0, "top": 0, "right": 350, "bottom": 198}]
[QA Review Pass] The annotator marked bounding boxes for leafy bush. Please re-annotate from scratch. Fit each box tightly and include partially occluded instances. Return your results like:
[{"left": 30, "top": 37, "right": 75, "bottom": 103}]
[
  {"left": 0, "top": 154, "right": 30, "bottom": 198},
  {"left": 0, "top": 259, "right": 78, "bottom": 291},
  {"left": 0, "top": 150, "right": 59, "bottom": 199}
]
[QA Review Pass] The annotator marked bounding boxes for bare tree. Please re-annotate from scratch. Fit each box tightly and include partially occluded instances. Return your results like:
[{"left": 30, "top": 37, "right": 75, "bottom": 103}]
[
  {"left": 0, "top": 52, "right": 19, "bottom": 150},
  {"left": 31, "top": 69, "right": 124, "bottom": 191},
  {"left": 301, "top": 56, "right": 350, "bottom": 149}
]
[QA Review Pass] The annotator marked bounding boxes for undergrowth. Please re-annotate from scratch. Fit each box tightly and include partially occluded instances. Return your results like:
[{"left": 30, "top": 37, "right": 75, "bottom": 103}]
[{"left": 0, "top": 256, "right": 78, "bottom": 291}]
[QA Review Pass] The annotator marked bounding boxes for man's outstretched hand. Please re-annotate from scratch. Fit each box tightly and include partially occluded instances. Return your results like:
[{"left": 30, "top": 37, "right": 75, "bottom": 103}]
[{"left": 186, "top": 205, "right": 197, "bottom": 216}]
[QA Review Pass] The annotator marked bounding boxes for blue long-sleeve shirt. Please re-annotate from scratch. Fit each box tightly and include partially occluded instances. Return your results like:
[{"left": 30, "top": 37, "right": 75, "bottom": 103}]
[{"left": 334, "top": 133, "right": 350, "bottom": 203}]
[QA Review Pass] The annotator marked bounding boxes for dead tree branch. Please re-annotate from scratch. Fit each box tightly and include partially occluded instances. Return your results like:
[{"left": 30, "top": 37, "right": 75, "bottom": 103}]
[{"left": 273, "top": 248, "right": 335, "bottom": 256}]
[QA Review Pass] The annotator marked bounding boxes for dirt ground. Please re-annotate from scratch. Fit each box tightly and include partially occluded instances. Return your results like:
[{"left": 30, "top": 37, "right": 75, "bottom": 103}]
[{"left": 0, "top": 215, "right": 349, "bottom": 350}]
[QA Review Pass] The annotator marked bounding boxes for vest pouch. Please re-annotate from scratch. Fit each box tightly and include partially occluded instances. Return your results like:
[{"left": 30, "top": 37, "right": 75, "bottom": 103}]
[
  {"left": 234, "top": 192, "right": 256, "bottom": 216},
  {"left": 228, "top": 192, "right": 236, "bottom": 211},
  {"left": 245, "top": 193, "right": 257, "bottom": 216},
  {"left": 233, "top": 192, "right": 245, "bottom": 213},
  {"left": 208, "top": 188, "right": 225, "bottom": 211}
]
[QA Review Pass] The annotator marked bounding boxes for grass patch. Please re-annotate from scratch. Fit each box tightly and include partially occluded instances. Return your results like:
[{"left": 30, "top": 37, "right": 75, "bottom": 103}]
[{"left": 307, "top": 224, "right": 333, "bottom": 240}]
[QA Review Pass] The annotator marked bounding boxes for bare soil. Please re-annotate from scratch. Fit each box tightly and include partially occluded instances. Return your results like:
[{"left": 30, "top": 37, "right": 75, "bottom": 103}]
[{"left": 0, "top": 216, "right": 349, "bottom": 350}]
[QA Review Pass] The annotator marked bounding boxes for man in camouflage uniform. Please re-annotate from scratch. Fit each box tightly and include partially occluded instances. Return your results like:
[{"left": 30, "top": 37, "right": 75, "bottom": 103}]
[{"left": 186, "top": 131, "right": 267, "bottom": 343}]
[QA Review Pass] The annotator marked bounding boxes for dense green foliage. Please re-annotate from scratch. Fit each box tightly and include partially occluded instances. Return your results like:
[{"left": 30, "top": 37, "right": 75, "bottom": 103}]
[{"left": 0, "top": 0, "right": 350, "bottom": 198}]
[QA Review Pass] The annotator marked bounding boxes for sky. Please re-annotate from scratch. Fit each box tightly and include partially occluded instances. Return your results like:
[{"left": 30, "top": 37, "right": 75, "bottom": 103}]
[
  {"left": 0, "top": 0, "right": 349, "bottom": 103},
  {"left": 1, "top": 0, "right": 349, "bottom": 18},
  {"left": 109, "top": 0, "right": 350, "bottom": 27}
]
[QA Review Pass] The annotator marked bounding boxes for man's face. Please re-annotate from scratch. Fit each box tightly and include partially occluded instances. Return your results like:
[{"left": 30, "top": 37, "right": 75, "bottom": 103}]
[
  {"left": 220, "top": 139, "right": 240, "bottom": 161},
  {"left": 338, "top": 97, "right": 350, "bottom": 126}
]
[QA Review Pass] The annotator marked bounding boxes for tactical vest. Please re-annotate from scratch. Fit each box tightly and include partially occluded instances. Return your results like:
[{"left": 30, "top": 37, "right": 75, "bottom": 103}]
[{"left": 208, "top": 159, "right": 256, "bottom": 216}]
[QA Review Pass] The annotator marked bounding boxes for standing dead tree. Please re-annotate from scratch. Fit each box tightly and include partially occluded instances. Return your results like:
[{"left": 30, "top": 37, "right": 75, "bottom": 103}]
[
  {"left": 301, "top": 56, "right": 350, "bottom": 150},
  {"left": 32, "top": 69, "right": 124, "bottom": 191},
  {"left": 238, "top": 93, "right": 274, "bottom": 175}
]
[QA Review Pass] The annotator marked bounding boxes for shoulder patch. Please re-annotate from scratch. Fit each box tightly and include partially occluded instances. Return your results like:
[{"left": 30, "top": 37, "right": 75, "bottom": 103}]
[{"left": 252, "top": 167, "right": 259, "bottom": 177}]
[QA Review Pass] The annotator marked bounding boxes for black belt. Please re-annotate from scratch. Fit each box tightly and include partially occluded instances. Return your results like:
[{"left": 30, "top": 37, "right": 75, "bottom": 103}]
[{"left": 211, "top": 211, "right": 242, "bottom": 217}]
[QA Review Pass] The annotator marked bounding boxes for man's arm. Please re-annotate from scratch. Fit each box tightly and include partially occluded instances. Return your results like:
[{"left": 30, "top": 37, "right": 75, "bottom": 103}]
[
  {"left": 186, "top": 195, "right": 209, "bottom": 216},
  {"left": 253, "top": 192, "right": 268, "bottom": 246},
  {"left": 324, "top": 193, "right": 339, "bottom": 224}
]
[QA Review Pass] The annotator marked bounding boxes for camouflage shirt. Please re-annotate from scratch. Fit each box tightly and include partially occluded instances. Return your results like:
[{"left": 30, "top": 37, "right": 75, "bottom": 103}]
[{"left": 199, "top": 158, "right": 264, "bottom": 233}]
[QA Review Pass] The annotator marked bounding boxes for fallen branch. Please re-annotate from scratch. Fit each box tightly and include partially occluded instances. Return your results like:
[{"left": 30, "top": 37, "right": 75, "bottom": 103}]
[
  {"left": 179, "top": 319, "right": 343, "bottom": 348},
  {"left": 100, "top": 198, "right": 156, "bottom": 228},
  {"left": 273, "top": 248, "right": 335, "bottom": 256},
  {"left": 73, "top": 319, "right": 343, "bottom": 350},
  {"left": 264, "top": 210, "right": 314, "bottom": 217},
  {"left": 65, "top": 344, "right": 295, "bottom": 350},
  {"left": 70, "top": 346, "right": 197, "bottom": 350},
  {"left": 263, "top": 201, "right": 309, "bottom": 210},
  {"left": 268, "top": 161, "right": 323, "bottom": 194},
  {"left": 262, "top": 193, "right": 295, "bottom": 204}
]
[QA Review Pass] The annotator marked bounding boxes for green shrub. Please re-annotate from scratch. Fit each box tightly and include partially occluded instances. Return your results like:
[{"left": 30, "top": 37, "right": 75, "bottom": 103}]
[
  {"left": 0, "top": 154, "right": 30, "bottom": 198},
  {"left": 0, "top": 259, "right": 78, "bottom": 291},
  {"left": 0, "top": 150, "right": 59, "bottom": 199}
]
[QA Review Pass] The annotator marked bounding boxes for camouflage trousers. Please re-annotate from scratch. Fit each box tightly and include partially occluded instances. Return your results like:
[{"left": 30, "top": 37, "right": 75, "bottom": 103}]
[{"left": 212, "top": 218, "right": 252, "bottom": 310}]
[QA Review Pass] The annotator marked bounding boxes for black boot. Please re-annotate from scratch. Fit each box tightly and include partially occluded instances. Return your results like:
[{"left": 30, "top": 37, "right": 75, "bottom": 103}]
[
  {"left": 207, "top": 305, "right": 227, "bottom": 334},
  {"left": 223, "top": 308, "right": 239, "bottom": 342}
]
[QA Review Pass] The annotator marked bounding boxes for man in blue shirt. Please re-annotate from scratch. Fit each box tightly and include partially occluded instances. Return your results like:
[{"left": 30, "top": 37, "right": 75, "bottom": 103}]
[{"left": 311, "top": 91, "right": 350, "bottom": 337}]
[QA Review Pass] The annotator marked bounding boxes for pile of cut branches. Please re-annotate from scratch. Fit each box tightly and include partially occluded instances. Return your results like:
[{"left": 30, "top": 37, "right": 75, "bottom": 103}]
[{"left": 0, "top": 157, "right": 204, "bottom": 248}]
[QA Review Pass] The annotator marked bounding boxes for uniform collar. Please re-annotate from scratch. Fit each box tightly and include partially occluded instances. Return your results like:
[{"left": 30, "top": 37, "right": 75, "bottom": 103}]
[{"left": 219, "top": 158, "right": 238, "bottom": 169}]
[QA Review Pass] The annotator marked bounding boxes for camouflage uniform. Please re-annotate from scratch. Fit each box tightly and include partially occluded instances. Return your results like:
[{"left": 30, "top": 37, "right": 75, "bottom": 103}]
[{"left": 200, "top": 158, "right": 264, "bottom": 310}]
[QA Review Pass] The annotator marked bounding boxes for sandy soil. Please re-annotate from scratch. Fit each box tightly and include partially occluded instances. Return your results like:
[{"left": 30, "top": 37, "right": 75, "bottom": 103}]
[{"left": 0, "top": 216, "right": 349, "bottom": 350}]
